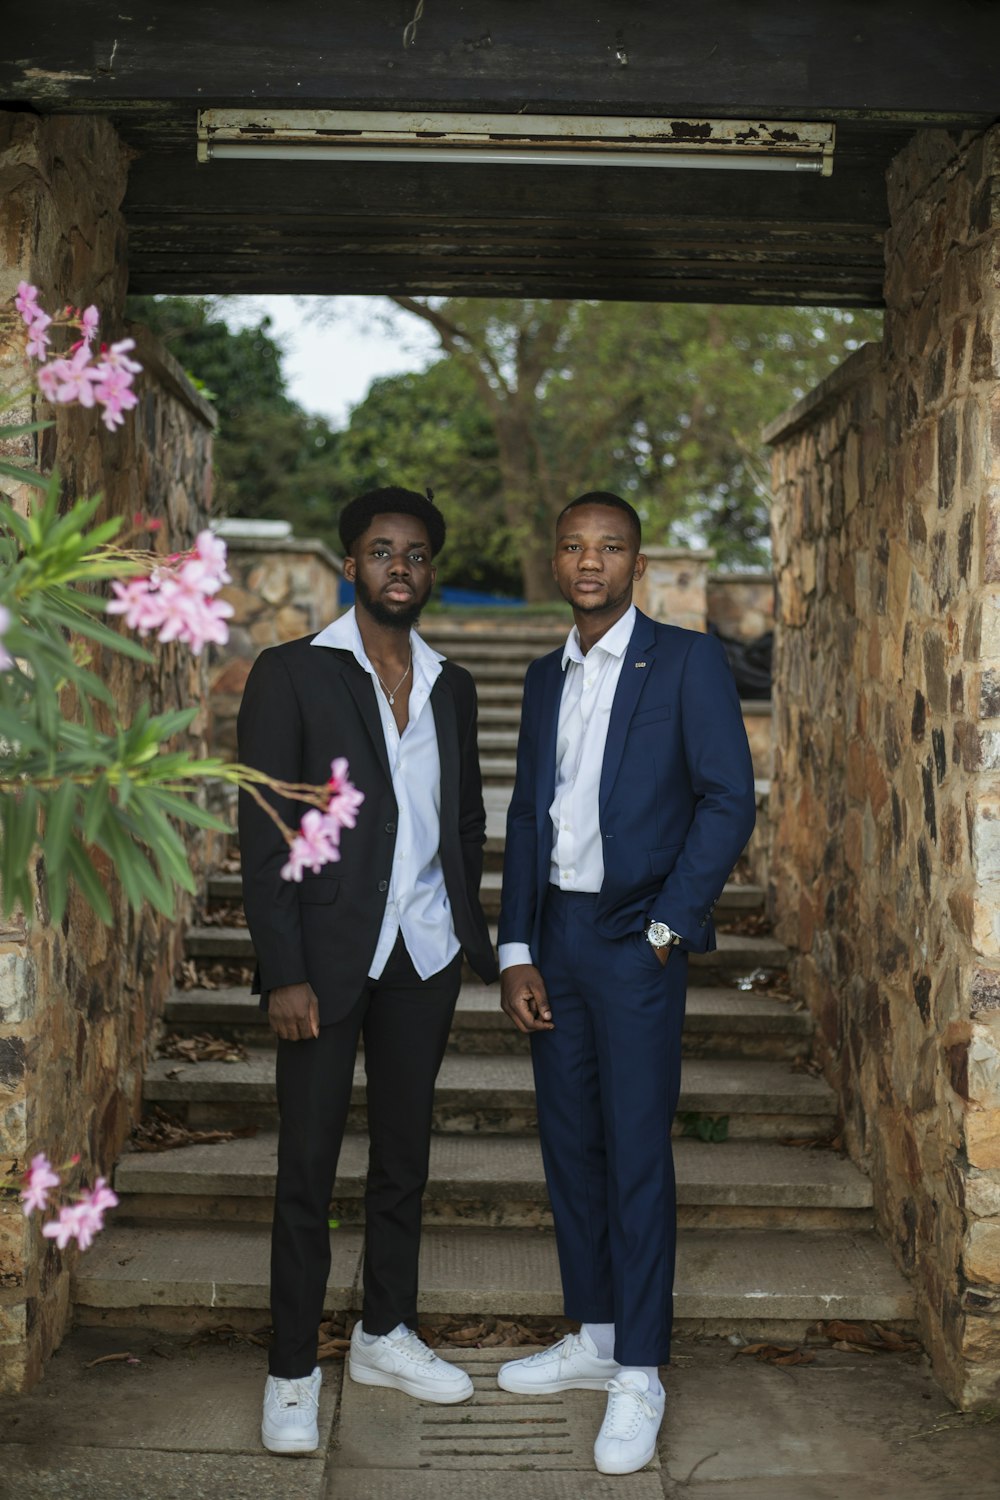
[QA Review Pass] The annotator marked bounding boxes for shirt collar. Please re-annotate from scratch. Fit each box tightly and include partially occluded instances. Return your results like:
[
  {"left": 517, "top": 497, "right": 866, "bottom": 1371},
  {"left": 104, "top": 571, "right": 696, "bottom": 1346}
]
[
  {"left": 561, "top": 603, "right": 636, "bottom": 671},
  {"left": 311, "top": 605, "right": 445, "bottom": 683}
]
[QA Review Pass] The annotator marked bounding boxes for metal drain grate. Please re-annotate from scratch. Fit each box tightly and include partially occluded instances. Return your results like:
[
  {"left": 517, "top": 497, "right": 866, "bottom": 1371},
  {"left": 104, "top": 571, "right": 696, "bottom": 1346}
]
[{"left": 336, "top": 1349, "right": 660, "bottom": 1473}]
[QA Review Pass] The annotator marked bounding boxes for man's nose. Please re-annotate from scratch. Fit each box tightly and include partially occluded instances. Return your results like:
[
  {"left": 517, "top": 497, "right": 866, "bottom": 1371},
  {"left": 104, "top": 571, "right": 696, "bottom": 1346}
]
[
  {"left": 579, "top": 549, "right": 602, "bottom": 569},
  {"left": 388, "top": 553, "right": 411, "bottom": 573}
]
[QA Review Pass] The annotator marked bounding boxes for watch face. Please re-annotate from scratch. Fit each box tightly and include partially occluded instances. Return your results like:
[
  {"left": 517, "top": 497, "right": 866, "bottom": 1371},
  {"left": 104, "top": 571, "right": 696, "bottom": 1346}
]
[{"left": 647, "top": 922, "right": 673, "bottom": 948}]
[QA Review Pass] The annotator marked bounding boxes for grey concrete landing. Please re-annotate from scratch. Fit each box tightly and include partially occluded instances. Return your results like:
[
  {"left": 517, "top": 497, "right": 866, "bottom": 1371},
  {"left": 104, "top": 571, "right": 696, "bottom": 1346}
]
[{"left": 4, "top": 1329, "right": 997, "bottom": 1500}]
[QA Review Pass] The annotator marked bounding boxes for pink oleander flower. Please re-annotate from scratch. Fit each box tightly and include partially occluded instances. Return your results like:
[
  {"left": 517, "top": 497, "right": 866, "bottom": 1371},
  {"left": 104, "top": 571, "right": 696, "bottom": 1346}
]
[
  {"left": 36, "top": 362, "right": 62, "bottom": 402},
  {"left": 52, "top": 345, "right": 102, "bottom": 407},
  {"left": 79, "top": 305, "right": 100, "bottom": 343},
  {"left": 41, "top": 1201, "right": 92, "bottom": 1251},
  {"left": 325, "top": 757, "right": 365, "bottom": 831},
  {"left": 15, "top": 281, "right": 40, "bottom": 321},
  {"left": 25, "top": 311, "right": 52, "bottom": 361},
  {"left": 94, "top": 363, "right": 139, "bottom": 431},
  {"left": 192, "top": 530, "right": 231, "bottom": 588},
  {"left": 106, "top": 577, "right": 169, "bottom": 633},
  {"left": 20, "top": 1153, "right": 61, "bottom": 1216},
  {"left": 0, "top": 604, "right": 13, "bottom": 671},
  {"left": 153, "top": 576, "right": 233, "bottom": 656},
  {"left": 100, "top": 337, "right": 143, "bottom": 376},
  {"left": 281, "top": 808, "right": 342, "bottom": 882}
]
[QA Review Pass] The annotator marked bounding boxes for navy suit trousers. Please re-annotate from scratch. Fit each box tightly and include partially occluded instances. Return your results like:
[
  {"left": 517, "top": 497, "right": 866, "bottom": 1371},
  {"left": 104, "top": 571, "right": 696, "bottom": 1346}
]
[{"left": 532, "top": 887, "right": 687, "bottom": 1367}]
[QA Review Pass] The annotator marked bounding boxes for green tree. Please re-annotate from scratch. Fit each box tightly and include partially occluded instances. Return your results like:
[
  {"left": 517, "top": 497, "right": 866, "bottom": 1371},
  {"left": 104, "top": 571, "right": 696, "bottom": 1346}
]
[
  {"left": 125, "top": 296, "right": 344, "bottom": 545},
  {"left": 331, "top": 358, "right": 516, "bottom": 594},
  {"left": 380, "top": 298, "right": 883, "bottom": 599}
]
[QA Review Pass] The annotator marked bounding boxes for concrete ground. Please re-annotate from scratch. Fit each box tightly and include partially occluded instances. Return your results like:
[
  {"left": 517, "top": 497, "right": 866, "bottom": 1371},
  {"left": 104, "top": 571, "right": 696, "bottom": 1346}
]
[{"left": 0, "top": 1327, "right": 998, "bottom": 1500}]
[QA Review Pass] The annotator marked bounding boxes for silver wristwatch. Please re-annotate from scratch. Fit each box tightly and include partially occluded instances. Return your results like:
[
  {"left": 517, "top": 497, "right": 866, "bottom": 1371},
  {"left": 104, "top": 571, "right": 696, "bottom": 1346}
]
[{"left": 645, "top": 920, "right": 679, "bottom": 951}]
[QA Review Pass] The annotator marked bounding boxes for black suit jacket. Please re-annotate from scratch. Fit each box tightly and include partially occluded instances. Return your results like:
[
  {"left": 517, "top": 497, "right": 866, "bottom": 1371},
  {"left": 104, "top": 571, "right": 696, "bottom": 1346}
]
[{"left": 237, "top": 633, "right": 498, "bottom": 1024}]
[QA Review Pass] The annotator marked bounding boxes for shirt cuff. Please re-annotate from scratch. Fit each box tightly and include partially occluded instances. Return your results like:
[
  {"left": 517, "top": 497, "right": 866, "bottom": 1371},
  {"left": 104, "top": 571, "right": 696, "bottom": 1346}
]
[{"left": 499, "top": 942, "right": 534, "bottom": 971}]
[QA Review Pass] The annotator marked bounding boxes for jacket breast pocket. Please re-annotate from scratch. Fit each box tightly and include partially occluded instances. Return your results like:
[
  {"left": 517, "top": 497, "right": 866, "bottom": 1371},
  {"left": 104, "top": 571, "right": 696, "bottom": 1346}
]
[
  {"left": 648, "top": 844, "right": 683, "bottom": 879},
  {"left": 631, "top": 705, "right": 672, "bottom": 729},
  {"left": 297, "top": 877, "right": 340, "bottom": 906}
]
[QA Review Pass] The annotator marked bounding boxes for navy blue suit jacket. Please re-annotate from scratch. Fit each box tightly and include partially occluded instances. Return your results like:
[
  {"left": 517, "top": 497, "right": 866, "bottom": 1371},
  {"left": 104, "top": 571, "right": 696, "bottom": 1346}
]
[{"left": 498, "top": 609, "right": 757, "bottom": 959}]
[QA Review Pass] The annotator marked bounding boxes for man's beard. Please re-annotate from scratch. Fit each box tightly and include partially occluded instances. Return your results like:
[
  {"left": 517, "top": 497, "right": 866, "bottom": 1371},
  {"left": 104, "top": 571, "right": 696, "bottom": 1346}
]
[
  {"left": 354, "top": 574, "right": 428, "bottom": 630},
  {"left": 560, "top": 580, "right": 633, "bottom": 616}
]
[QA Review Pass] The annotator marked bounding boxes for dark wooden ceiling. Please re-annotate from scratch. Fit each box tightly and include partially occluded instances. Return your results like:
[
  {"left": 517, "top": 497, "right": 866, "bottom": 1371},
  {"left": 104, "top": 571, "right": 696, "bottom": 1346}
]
[{"left": 3, "top": 2, "right": 998, "bottom": 305}]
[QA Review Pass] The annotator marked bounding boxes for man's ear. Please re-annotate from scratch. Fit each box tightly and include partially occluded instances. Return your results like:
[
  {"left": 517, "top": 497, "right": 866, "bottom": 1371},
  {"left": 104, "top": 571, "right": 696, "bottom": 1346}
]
[
  {"left": 343, "top": 555, "right": 356, "bottom": 582},
  {"left": 633, "top": 551, "right": 648, "bottom": 581}
]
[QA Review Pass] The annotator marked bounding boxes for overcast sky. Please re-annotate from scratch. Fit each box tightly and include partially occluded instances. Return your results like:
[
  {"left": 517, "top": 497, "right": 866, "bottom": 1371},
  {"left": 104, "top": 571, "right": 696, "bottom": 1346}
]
[{"left": 221, "top": 295, "right": 439, "bottom": 428}]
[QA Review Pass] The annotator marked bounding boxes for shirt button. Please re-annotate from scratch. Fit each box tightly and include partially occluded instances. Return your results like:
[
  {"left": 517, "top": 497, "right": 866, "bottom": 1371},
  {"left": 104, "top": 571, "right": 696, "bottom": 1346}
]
[
  {"left": 385, "top": 821, "right": 396, "bottom": 834},
  {"left": 378, "top": 879, "right": 388, "bottom": 892}
]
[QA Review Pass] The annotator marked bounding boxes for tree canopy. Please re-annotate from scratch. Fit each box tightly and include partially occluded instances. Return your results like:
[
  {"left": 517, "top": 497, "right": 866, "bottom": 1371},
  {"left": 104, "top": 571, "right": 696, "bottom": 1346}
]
[
  {"left": 128, "top": 294, "right": 882, "bottom": 599},
  {"left": 125, "top": 296, "right": 344, "bottom": 543}
]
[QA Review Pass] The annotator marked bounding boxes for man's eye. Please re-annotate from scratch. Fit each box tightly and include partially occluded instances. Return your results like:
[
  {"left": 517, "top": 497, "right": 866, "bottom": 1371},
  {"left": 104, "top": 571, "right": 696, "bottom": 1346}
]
[{"left": 409, "top": 552, "right": 426, "bottom": 562}]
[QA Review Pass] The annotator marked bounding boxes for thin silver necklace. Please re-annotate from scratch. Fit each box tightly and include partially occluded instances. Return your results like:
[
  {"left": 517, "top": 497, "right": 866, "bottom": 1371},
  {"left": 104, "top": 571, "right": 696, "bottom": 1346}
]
[{"left": 374, "top": 651, "right": 412, "bottom": 706}]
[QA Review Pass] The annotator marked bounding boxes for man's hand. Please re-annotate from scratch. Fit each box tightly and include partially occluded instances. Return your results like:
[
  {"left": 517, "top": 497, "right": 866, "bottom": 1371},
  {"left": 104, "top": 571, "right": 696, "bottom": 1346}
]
[
  {"left": 500, "top": 965, "right": 554, "bottom": 1034},
  {"left": 268, "top": 981, "right": 320, "bottom": 1041},
  {"left": 654, "top": 943, "right": 671, "bottom": 967}
]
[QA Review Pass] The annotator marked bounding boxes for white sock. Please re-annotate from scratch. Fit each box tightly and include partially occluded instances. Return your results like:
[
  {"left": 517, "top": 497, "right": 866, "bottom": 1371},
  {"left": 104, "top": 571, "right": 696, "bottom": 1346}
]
[
  {"left": 581, "top": 1322, "right": 616, "bottom": 1360},
  {"left": 620, "top": 1364, "right": 663, "bottom": 1396},
  {"left": 360, "top": 1321, "right": 408, "bottom": 1345}
]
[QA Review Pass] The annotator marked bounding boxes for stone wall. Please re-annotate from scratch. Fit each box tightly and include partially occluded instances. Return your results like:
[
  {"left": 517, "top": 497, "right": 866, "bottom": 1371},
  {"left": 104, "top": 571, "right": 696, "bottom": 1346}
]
[
  {"left": 766, "top": 127, "right": 1000, "bottom": 1408},
  {"left": 0, "top": 113, "right": 215, "bottom": 1392},
  {"left": 207, "top": 523, "right": 343, "bottom": 759},
  {"left": 707, "top": 573, "right": 774, "bottom": 642},
  {"left": 634, "top": 545, "right": 714, "bottom": 633}
]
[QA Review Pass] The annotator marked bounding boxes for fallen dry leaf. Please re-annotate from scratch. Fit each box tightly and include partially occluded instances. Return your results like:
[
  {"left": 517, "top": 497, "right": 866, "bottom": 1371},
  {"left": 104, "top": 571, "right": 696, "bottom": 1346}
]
[
  {"left": 812, "top": 1320, "right": 921, "bottom": 1354},
  {"left": 130, "top": 1106, "right": 257, "bottom": 1153},
  {"left": 737, "top": 1342, "right": 815, "bottom": 1366},
  {"left": 158, "top": 1032, "right": 249, "bottom": 1065},
  {"left": 84, "top": 1352, "right": 140, "bottom": 1369}
]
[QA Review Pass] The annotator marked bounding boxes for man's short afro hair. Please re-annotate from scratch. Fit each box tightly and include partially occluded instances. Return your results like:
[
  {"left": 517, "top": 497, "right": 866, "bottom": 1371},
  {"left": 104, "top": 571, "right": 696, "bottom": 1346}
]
[{"left": 338, "top": 486, "right": 447, "bottom": 557}]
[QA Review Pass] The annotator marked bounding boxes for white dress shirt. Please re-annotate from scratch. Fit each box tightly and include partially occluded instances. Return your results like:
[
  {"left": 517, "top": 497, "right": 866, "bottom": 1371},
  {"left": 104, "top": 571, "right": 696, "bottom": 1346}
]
[
  {"left": 311, "top": 608, "right": 460, "bottom": 981},
  {"left": 499, "top": 605, "right": 636, "bottom": 972}
]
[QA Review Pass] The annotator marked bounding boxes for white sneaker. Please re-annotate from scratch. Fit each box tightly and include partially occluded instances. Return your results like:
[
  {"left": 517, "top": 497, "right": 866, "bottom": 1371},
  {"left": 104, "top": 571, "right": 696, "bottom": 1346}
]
[
  {"left": 261, "top": 1366, "right": 322, "bottom": 1454},
  {"left": 593, "top": 1372, "right": 665, "bottom": 1475},
  {"left": 497, "top": 1330, "right": 621, "bottom": 1394},
  {"left": 348, "top": 1322, "right": 474, "bottom": 1404}
]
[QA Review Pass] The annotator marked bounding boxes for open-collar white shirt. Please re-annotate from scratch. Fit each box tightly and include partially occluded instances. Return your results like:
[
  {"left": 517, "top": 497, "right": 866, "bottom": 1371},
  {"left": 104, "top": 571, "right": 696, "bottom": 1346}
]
[
  {"left": 312, "top": 607, "right": 460, "bottom": 980},
  {"left": 498, "top": 604, "right": 636, "bottom": 972}
]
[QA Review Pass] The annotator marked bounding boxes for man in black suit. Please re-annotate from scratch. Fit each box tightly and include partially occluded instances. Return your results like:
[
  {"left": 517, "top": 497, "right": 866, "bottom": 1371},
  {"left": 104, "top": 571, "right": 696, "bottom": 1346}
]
[{"left": 237, "top": 487, "right": 497, "bottom": 1455}]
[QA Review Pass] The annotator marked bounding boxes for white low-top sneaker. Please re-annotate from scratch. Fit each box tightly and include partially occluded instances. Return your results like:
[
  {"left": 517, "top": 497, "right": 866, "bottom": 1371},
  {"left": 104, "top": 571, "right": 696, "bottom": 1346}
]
[
  {"left": 497, "top": 1331, "right": 621, "bottom": 1394},
  {"left": 348, "top": 1322, "right": 474, "bottom": 1404},
  {"left": 261, "top": 1366, "right": 322, "bottom": 1454},
  {"left": 593, "top": 1372, "right": 665, "bottom": 1475}
]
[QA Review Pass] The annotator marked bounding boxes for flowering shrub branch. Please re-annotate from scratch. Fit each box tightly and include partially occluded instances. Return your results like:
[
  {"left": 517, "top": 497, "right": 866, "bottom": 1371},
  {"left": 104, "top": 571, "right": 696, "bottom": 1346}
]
[
  {"left": 0, "top": 1152, "right": 119, "bottom": 1254},
  {"left": 0, "top": 286, "right": 355, "bottom": 925}
]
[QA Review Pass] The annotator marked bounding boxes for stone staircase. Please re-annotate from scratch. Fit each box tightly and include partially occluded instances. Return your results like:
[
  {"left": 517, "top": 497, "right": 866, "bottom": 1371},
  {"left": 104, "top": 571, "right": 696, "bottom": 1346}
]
[{"left": 75, "top": 618, "right": 914, "bottom": 1339}]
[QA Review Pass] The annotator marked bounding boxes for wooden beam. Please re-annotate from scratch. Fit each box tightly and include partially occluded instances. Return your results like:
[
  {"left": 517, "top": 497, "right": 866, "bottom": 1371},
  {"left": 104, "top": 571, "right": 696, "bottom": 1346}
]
[{"left": 3, "top": 1, "right": 999, "bottom": 119}]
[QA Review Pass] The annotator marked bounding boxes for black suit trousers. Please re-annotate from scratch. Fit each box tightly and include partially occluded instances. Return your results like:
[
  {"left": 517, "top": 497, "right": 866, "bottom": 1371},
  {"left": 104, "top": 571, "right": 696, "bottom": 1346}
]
[{"left": 268, "top": 936, "right": 462, "bottom": 1378}]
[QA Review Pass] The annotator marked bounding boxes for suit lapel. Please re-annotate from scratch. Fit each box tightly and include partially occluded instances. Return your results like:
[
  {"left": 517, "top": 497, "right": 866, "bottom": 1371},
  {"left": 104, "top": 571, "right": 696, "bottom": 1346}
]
[
  {"left": 335, "top": 651, "right": 393, "bottom": 786},
  {"left": 599, "top": 613, "right": 658, "bottom": 815},
  {"left": 534, "top": 653, "right": 562, "bottom": 830},
  {"left": 431, "top": 674, "right": 459, "bottom": 808}
]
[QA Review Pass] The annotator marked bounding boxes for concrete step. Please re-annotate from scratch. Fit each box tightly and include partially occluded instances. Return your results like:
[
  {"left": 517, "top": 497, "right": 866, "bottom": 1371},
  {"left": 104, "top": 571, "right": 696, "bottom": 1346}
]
[
  {"left": 476, "top": 705, "right": 525, "bottom": 727},
  {"left": 473, "top": 684, "right": 527, "bottom": 704},
  {"left": 143, "top": 1050, "right": 835, "bottom": 1136},
  {"left": 204, "top": 868, "right": 765, "bottom": 921},
  {"left": 73, "top": 1223, "right": 915, "bottom": 1337},
  {"left": 477, "top": 729, "right": 520, "bottom": 752},
  {"left": 114, "top": 1133, "right": 872, "bottom": 1232},
  {"left": 183, "top": 924, "right": 789, "bottom": 977},
  {"left": 480, "top": 755, "right": 517, "bottom": 782},
  {"left": 165, "top": 978, "right": 808, "bottom": 1061}
]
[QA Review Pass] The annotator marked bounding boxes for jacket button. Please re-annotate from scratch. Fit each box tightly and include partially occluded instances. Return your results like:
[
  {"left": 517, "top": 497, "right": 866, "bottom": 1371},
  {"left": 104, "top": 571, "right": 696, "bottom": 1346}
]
[
  {"left": 378, "top": 879, "right": 388, "bottom": 892},
  {"left": 385, "top": 822, "right": 396, "bottom": 834}
]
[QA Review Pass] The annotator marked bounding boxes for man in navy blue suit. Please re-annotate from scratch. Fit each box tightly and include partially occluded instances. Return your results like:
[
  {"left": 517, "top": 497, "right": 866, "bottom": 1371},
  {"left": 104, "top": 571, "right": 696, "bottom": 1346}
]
[{"left": 496, "top": 492, "right": 756, "bottom": 1476}]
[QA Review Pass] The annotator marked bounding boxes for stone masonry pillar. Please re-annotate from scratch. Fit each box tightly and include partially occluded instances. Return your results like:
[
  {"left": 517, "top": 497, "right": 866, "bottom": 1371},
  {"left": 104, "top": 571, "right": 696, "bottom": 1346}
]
[{"left": 766, "top": 126, "right": 1000, "bottom": 1408}]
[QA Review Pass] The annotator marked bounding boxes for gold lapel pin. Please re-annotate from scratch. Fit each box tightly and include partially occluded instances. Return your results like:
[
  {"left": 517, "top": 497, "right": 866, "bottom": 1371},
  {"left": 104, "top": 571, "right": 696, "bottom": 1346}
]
[{"left": 635, "top": 661, "right": 647, "bottom": 668}]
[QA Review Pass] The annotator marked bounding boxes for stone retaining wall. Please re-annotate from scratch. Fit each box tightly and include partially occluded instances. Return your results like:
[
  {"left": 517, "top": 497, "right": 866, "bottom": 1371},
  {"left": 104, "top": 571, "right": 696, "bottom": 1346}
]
[
  {"left": 0, "top": 113, "right": 215, "bottom": 1392},
  {"left": 766, "top": 127, "right": 1000, "bottom": 1407}
]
